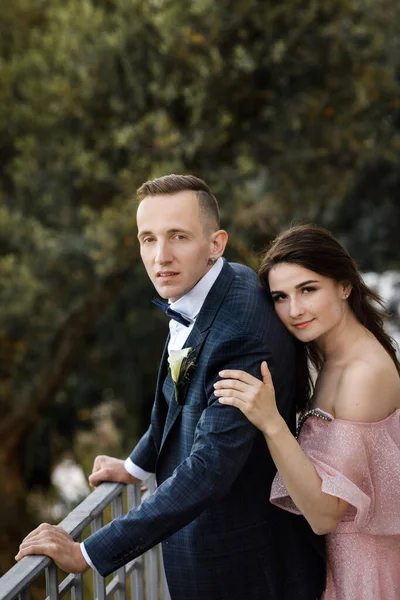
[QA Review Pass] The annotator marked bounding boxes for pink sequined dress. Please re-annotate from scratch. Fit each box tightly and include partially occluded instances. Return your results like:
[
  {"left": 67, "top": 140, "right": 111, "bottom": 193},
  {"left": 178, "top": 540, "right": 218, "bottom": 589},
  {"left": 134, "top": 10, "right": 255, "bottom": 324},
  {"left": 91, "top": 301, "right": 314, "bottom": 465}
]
[{"left": 270, "top": 408, "right": 400, "bottom": 600}]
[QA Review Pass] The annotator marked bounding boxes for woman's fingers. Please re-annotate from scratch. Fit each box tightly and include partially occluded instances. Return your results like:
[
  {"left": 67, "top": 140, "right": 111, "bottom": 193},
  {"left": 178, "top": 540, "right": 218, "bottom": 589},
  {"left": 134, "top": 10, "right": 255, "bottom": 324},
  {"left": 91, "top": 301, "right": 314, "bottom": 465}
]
[
  {"left": 217, "top": 396, "right": 241, "bottom": 409},
  {"left": 214, "top": 383, "right": 261, "bottom": 407},
  {"left": 214, "top": 378, "right": 249, "bottom": 393},
  {"left": 218, "top": 393, "right": 258, "bottom": 422},
  {"left": 218, "top": 364, "right": 272, "bottom": 388},
  {"left": 218, "top": 369, "right": 259, "bottom": 385},
  {"left": 260, "top": 361, "right": 273, "bottom": 386},
  {"left": 214, "top": 388, "right": 244, "bottom": 401},
  {"left": 215, "top": 364, "right": 274, "bottom": 413}
]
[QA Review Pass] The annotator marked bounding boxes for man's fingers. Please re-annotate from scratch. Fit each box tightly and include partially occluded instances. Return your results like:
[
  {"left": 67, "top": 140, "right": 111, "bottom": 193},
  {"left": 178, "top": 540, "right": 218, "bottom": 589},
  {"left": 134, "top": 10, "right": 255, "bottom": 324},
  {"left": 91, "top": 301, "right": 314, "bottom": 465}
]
[
  {"left": 16, "top": 544, "right": 47, "bottom": 560},
  {"left": 18, "top": 538, "right": 54, "bottom": 555},
  {"left": 89, "top": 464, "right": 123, "bottom": 486},
  {"left": 92, "top": 454, "right": 109, "bottom": 473},
  {"left": 21, "top": 526, "right": 67, "bottom": 546},
  {"left": 16, "top": 526, "right": 68, "bottom": 560},
  {"left": 89, "top": 459, "right": 134, "bottom": 487},
  {"left": 20, "top": 523, "right": 53, "bottom": 544},
  {"left": 88, "top": 469, "right": 107, "bottom": 487},
  {"left": 15, "top": 528, "right": 87, "bottom": 573}
]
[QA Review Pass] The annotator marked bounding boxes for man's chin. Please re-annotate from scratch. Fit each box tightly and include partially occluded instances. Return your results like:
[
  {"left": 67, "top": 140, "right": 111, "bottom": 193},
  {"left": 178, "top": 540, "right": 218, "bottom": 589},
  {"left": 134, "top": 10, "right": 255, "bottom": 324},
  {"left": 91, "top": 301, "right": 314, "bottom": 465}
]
[
  {"left": 153, "top": 284, "right": 182, "bottom": 302},
  {"left": 154, "top": 290, "right": 170, "bottom": 300}
]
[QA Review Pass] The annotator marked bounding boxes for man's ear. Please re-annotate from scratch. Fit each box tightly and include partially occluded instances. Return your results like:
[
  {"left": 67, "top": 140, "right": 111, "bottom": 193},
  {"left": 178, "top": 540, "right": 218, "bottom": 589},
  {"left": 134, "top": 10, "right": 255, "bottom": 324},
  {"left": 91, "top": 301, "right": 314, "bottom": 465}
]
[{"left": 209, "top": 230, "right": 228, "bottom": 261}]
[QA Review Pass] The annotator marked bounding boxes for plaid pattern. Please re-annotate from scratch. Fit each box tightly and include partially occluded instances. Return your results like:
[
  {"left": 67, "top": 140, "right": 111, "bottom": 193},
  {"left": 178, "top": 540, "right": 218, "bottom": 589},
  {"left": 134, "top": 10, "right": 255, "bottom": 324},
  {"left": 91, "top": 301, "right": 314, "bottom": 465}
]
[{"left": 84, "top": 261, "right": 325, "bottom": 599}]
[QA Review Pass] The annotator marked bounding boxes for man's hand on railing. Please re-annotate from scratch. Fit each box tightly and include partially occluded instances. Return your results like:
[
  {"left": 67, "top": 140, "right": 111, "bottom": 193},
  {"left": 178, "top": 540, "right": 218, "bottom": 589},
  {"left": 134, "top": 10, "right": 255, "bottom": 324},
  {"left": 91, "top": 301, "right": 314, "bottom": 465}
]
[
  {"left": 14, "top": 523, "right": 89, "bottom": 573},
  {"left": 89, "top": 454, "right": 141, "bottom": 488}
]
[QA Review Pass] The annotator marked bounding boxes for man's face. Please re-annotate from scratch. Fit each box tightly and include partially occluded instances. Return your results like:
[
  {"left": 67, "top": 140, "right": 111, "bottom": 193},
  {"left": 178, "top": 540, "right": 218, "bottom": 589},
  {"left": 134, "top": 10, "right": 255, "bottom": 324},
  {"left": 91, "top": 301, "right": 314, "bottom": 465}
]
[{"left": 137, "top": 191, "right": 216, "bottom": 302}]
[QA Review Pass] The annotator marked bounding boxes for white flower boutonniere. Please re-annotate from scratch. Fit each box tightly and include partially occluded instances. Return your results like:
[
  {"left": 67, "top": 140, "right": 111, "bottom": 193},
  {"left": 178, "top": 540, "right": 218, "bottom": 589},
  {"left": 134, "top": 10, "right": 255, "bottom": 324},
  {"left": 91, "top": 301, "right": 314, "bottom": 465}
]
[{"left": 167, "top": 347, "right": 196, "bottom": 404}]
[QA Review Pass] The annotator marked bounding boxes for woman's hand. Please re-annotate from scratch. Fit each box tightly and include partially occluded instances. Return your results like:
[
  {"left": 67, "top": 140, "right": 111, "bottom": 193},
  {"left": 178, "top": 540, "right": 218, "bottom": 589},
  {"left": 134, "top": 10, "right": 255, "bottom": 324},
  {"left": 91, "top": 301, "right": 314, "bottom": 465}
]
[{"left": 213, "top": 361, "right": 284, "bottom": 436}]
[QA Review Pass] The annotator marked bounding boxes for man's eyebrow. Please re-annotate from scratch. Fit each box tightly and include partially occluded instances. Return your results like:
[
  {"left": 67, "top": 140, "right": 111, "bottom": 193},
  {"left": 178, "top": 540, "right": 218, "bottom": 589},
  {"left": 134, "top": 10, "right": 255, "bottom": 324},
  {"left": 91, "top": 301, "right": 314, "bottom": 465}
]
[
  {"left": 137, "top": 228, "right": 192, "bottom": 238},
  {"left": 166, "top": 228, "right": 192, "bottom": 234},
  {"left": 270, "top": 279, "right": 319, "bottom": 294}
]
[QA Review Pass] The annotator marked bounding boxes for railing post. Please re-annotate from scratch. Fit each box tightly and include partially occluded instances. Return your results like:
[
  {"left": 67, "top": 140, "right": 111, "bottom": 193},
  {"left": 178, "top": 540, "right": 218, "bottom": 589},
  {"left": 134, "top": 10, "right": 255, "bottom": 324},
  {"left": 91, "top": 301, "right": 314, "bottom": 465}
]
[
  {"left": 91, "top": 515, "right": 106, "bottom": 600},
  {"left": 45, "top": 564, "right": 59, "bottom": 600},
  {"left": 18, "top": 587, "right": 31, "bottom": 600},
  {"left": 0, "top": 477, "right": 167, "bottom": 600},
  {"left": 70, "top": 573, "right": 84, "bottom": 600},
  {"left": 18, "top": 588, "right": 31, "bottom": 600}
]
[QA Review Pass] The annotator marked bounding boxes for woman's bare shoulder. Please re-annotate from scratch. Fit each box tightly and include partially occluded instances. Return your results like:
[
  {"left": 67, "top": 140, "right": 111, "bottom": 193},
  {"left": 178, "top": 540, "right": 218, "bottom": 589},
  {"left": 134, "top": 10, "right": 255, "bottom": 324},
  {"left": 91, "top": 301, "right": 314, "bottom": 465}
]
[{"left": 333, "top": 354, "right": 400, "bottom": 423}]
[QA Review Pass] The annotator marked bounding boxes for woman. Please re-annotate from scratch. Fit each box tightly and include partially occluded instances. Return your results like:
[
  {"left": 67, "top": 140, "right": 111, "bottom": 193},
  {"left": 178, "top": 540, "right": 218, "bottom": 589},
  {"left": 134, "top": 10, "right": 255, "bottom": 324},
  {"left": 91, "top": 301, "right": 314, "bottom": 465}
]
[{"left": 214, "top": 224, "right": 400, "bottom": 600}]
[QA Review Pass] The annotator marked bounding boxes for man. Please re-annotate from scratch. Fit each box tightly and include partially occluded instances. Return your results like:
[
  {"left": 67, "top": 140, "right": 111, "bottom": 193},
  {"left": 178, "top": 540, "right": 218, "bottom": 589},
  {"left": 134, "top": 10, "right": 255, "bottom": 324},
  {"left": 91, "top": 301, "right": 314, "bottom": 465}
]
[{"left": 17, "top": 175, "right": 325, "bottom": 599}]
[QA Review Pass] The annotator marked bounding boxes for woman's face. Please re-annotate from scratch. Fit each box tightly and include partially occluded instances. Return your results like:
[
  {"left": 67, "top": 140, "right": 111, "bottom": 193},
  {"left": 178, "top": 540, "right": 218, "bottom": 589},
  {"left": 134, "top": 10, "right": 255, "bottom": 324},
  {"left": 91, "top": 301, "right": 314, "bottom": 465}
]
[{"left": 267, "top": 262, "right": 349, "bottom": 343}]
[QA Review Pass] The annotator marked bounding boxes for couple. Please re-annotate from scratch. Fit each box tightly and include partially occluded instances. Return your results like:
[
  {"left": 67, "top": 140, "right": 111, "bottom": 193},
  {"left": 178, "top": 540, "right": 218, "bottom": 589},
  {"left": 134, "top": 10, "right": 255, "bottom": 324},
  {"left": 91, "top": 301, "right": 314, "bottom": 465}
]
[{"left": 17, "top": 175, "right": 400, "bottom": 600}]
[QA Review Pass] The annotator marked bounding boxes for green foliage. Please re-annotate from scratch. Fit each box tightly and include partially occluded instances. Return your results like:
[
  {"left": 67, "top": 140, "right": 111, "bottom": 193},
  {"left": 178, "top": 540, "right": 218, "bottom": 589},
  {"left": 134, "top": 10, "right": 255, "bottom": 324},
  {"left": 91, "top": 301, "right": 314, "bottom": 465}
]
[{"left": 0, "top": 0, "right": 400, "bottom": 570}]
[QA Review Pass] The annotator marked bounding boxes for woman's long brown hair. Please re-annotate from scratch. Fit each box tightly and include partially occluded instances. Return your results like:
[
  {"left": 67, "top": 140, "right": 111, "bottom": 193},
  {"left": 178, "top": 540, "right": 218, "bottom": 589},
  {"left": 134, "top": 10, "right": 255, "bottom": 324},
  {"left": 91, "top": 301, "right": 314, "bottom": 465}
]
[{"left": 259, "top": 224, "right": 400, "bottom": 412}]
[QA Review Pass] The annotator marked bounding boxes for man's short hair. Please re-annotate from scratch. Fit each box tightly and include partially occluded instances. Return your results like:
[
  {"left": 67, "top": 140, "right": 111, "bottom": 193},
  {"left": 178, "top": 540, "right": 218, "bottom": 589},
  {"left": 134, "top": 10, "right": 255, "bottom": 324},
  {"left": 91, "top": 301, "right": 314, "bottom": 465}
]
[{"left": 137, "top": 174, "right": 220, "bottom": 233}]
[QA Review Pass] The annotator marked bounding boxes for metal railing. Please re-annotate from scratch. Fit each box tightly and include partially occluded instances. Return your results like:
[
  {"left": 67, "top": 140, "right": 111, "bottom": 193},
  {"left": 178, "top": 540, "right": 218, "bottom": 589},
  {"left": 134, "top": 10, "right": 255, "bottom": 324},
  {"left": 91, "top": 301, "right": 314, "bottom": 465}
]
[{"left": 0, "top": 477, "right": 170, "bottom": 600}]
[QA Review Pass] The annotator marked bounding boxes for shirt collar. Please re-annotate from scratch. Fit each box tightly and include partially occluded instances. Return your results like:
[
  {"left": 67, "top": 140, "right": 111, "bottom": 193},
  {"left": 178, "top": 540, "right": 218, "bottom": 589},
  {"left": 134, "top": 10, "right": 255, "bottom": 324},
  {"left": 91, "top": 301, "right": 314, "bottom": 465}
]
[{"left": 169, "top": 257, "right": 224, "bottom": 322}]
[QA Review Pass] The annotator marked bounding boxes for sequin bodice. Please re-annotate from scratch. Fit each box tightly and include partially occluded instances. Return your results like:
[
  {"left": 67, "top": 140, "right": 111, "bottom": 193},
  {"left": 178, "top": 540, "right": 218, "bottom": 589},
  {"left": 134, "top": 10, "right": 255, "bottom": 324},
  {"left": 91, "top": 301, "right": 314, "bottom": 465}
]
[{"left": 296, "top": 408, "right": 332, "bottom": 438}]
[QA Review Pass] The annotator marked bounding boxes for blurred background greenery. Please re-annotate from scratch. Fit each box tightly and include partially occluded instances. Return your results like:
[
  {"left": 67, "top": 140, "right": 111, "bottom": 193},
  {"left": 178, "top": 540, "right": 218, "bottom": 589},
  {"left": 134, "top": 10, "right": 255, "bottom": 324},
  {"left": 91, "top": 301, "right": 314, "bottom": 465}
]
[{"left": 1, "top": 0, "right": 400, "bottom": 574}]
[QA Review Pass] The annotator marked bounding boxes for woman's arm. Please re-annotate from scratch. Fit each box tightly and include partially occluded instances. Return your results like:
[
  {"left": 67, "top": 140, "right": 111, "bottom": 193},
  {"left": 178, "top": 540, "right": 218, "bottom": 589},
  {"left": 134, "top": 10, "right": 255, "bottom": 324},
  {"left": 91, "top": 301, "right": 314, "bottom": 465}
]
[{"left": 214, "top": 362, "right": 349, "bottom": 535}]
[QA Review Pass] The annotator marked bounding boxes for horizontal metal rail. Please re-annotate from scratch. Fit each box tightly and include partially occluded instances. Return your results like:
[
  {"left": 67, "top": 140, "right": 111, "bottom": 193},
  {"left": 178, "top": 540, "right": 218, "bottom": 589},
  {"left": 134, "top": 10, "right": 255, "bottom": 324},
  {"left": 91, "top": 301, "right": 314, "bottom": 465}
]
[{"left": 0, "top": 478, "right": 170, "bottom": 600}]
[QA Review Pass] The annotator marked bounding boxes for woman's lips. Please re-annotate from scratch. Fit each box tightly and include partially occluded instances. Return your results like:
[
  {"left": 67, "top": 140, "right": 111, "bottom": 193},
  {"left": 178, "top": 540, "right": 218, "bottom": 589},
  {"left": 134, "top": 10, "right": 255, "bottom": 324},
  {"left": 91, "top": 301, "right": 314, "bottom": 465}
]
[{"left": 293, "top": 319, "right": 314, "bottom": 330}]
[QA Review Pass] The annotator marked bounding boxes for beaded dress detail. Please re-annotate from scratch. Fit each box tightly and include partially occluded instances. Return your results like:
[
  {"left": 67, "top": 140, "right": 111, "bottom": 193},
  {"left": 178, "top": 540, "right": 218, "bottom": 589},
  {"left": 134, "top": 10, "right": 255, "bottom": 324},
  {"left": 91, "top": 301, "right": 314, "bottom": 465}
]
[{"left": 270, "top": 408, "right": 400, "bottom": 600}]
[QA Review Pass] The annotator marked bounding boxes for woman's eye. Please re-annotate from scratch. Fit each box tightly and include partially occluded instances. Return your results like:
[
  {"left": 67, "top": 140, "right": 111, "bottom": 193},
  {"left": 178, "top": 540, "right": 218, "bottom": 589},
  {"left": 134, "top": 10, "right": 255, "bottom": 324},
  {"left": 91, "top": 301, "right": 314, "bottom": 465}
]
[
  {"left": 302, "top": 287, "right": 316, "bottom": 294},
  {"left": 272, "top": 294, "right": 286, "bottom": 302}
]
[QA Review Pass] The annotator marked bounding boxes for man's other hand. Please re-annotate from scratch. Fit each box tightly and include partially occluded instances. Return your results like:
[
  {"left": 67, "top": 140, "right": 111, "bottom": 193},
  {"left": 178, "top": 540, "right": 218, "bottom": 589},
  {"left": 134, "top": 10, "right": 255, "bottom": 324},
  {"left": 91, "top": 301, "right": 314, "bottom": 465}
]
[
  {"left": 89, "top": 455, "right": 140, "bottom": 488},
  {"left": 15, "top": 524, "right": 88, "bottom": 573}
]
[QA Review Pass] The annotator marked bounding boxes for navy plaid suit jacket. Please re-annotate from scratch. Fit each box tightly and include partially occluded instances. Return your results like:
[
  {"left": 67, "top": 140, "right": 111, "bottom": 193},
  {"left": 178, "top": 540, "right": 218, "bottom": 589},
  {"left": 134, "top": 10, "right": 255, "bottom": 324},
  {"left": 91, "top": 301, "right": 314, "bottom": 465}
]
[{"left": 84, "top": 261, "right": 325, "bottom": 599}]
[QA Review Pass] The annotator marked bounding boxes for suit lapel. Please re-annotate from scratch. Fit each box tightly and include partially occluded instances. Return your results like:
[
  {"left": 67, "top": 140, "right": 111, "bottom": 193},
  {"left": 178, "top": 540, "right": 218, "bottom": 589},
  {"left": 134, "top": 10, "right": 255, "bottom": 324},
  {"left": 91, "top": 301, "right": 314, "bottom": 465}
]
[
  {"left": 156, "top": 336, "right": 170, "bottom": 398},
  {"left": 158, "top": 260, "right": 237, "bottom": 450},
  {"left": 151, "top": 336, "right": 170, "bottom": 448},
  {"left": 160, "top": 327, "right": 206, "bottom": 449}
]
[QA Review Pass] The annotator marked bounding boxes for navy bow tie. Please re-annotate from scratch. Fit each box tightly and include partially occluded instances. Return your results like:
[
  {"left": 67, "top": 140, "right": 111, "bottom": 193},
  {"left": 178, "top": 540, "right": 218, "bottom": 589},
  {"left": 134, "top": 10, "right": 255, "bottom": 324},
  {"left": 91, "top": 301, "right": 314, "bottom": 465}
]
[{"left": 152, "top": 298, "right": 192, "bottom": 327}]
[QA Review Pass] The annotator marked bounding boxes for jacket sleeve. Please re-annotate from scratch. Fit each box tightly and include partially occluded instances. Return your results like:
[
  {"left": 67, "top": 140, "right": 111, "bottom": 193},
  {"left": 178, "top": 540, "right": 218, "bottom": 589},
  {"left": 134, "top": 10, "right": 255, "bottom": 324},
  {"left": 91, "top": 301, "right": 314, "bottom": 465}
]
[
  {"left": 128, "top": 424, "right": 158, "bottom": 474},
  {"left": 83, "top": 332, "right": 296, "bottom": 576}
]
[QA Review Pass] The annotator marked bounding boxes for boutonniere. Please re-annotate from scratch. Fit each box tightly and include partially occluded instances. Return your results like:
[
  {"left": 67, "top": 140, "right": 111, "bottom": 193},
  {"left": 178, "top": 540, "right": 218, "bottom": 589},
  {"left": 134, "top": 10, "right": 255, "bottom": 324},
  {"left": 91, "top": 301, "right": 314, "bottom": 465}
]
[{"left": 167, "top": 347, "right": 196, "bottom": 404}]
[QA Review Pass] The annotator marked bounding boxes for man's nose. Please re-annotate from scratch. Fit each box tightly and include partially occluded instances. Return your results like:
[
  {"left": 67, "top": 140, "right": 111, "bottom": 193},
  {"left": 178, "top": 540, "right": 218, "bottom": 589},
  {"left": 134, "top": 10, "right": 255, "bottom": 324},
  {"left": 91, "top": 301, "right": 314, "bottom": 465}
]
[{"left": 155, "top": 242, "right": 172, "bottom": 264}]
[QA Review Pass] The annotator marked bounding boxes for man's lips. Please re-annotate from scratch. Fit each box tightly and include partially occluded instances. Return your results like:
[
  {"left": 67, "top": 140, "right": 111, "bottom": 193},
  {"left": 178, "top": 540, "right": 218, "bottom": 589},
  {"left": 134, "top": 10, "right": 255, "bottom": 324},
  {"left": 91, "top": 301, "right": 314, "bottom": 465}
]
[
  {"left": 293, "top": 319, "right": 315, "bottom": 329},
  {"left": 157, "top": 271, "right": 179, "bottom": 278}
]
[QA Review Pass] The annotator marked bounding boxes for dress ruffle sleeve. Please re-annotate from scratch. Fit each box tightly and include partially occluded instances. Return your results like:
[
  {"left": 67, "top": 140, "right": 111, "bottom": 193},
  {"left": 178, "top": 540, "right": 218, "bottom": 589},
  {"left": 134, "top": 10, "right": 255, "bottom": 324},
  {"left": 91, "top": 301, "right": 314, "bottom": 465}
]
[{"left": 270, "top": 409, "right": 400, "bottom": 535}]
